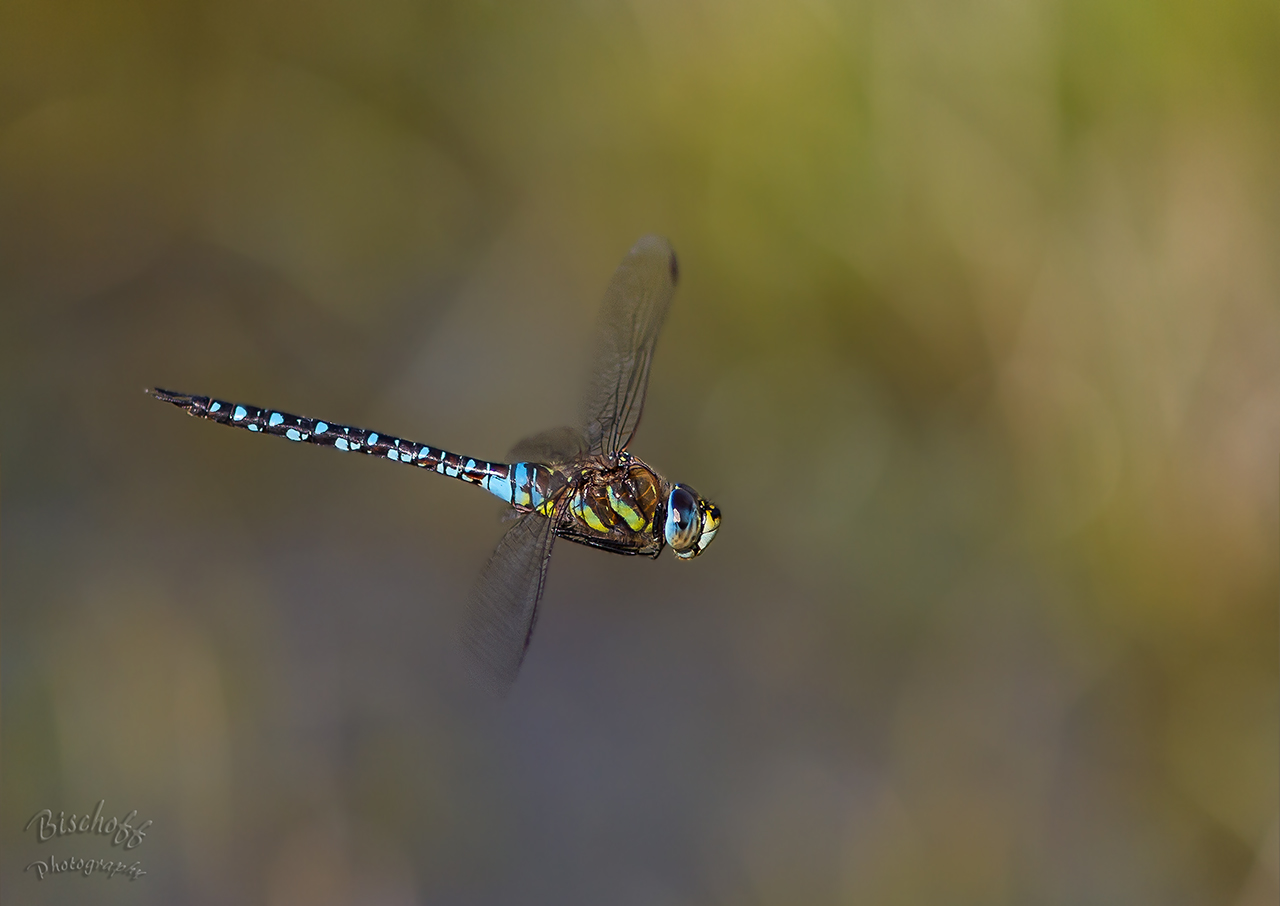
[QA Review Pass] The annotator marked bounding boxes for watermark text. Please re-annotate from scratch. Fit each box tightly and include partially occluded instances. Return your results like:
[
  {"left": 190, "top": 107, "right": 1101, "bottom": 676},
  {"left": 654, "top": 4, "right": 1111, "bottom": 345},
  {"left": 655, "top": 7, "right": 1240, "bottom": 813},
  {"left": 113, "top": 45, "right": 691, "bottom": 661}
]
[
  {"left": 25, "top": 800, "right": 151, "bottom": 849},
  {"left": 26, "top": 856, "right": 146, "bottom": 881}
]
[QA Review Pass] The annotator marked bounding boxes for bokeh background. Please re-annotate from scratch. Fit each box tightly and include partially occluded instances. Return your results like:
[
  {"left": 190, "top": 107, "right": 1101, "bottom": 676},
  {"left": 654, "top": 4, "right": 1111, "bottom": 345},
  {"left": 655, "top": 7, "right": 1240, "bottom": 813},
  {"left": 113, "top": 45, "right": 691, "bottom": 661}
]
[{"left": 2, "top": 1, "right": 1277, "bottom": 903}]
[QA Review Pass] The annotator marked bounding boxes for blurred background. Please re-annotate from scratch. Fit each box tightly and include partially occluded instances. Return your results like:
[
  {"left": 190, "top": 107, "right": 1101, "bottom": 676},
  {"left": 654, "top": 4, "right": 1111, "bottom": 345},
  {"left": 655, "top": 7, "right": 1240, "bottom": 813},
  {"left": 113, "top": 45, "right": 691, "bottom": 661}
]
[{"left": 2, "top": 0, "right": 1277, "bottom": 903}]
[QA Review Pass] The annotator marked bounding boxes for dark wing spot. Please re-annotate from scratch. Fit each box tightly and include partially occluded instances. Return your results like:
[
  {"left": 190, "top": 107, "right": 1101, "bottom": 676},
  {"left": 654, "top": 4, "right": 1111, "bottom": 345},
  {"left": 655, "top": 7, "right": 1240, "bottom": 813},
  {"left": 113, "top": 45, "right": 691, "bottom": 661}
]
[{"left": 669, "top": 250, "right": 679, "bottom": 284}]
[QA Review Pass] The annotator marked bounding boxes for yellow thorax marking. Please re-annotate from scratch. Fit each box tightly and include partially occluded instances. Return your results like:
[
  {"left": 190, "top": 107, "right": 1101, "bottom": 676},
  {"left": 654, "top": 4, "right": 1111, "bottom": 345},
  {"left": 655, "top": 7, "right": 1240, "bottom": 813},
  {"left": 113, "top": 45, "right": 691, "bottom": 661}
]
[
  {"left": 572, "top": 492, "right": 610, "bottom": 533},
  {"left": 607, "top": 485, "right": 648, "bottom": 532}
]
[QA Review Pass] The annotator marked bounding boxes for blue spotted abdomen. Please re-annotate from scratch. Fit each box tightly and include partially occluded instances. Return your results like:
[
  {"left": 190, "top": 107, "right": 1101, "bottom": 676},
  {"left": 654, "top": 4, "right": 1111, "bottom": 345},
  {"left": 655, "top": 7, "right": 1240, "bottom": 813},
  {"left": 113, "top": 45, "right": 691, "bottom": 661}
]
[{"left": 148, "top": 388, "right": 562, "bottom": 509}]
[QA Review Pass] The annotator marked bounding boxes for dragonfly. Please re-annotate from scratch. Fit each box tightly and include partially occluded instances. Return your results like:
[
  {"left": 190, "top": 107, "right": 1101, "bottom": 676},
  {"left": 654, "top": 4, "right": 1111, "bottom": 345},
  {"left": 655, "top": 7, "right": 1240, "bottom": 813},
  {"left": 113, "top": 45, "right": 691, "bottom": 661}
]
[{"left": 150, "top": 235, "right": 720, "bottom": 696}]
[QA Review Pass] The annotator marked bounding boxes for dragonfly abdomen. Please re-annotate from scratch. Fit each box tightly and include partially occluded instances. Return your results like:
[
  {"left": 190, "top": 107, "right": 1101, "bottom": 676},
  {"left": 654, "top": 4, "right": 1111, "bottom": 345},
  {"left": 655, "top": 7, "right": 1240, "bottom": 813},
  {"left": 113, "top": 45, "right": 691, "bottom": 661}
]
[{"left": 148, "top": 388, "right": 559, "bottom": 507}]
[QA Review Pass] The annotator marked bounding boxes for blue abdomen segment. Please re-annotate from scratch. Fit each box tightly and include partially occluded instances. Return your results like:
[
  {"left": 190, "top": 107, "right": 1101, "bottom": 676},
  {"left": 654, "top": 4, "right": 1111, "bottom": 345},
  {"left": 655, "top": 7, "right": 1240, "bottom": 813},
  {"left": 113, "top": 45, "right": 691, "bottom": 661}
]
[
  {"left": 148, "top": 388, "right": 560, "bottom": 510},
  {"left": 484, "top": 462, "right": 556, "bottom": 509}
]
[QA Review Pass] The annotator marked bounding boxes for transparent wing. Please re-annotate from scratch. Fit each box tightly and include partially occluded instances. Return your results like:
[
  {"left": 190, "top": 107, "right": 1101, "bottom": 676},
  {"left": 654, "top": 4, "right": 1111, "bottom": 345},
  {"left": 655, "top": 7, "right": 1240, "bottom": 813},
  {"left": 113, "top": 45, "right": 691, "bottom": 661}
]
[
  {"left": 459, "top": 510, "right": 558, "bottom": 697},
  {"left": 507, "top": 426, "right": 588, "bottom": 465},
  {"left": 581, "top": 235, "right": 679, "bottom": 457}
]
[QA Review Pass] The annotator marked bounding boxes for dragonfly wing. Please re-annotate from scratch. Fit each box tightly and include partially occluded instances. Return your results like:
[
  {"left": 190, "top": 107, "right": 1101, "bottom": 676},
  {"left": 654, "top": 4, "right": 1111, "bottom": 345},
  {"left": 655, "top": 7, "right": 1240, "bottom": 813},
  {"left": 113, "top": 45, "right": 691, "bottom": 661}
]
[
  {"left": 459, "top": 510, "right": 558, "bottom": 696},
  {"left": 580, "top": 235, "right": 679, "bottom": 457},
  {"left": 506, "top": 425, "right": 588, "bottom": 465}
]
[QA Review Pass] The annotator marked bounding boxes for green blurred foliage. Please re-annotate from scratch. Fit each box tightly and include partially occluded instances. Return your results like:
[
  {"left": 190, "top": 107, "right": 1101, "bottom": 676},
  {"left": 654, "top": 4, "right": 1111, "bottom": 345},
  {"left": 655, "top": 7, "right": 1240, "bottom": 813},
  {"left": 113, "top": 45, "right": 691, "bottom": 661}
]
[{"left": 2, "top": 0, "right": 1276, "bottom": 904}]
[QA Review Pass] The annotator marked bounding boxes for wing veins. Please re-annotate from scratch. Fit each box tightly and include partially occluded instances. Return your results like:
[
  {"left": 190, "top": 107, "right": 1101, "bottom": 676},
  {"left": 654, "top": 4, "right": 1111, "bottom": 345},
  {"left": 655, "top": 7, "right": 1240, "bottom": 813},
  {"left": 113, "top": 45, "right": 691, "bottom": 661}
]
[{"left": 459, "top": 510, "right": 558, "bottom": 697}]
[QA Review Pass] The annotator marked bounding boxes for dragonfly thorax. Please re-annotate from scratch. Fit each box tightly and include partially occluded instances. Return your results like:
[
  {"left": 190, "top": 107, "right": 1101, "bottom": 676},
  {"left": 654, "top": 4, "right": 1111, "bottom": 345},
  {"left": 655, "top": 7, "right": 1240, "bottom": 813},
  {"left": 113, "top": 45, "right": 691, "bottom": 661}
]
[{"left": 563, "top": 454, "right": 664, "bottom": 550}]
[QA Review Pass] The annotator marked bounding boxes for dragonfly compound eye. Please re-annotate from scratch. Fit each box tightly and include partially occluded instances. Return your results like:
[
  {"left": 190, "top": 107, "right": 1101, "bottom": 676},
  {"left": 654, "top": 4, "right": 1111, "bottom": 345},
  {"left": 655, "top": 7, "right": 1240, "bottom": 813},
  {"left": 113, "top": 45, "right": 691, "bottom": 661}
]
[
  {"left": 667, "top": 489, "right": 720, "bottom": 560},
  {"left": 665, "top": 485, "right": 701, "bottom": 554},
  {"left": 670, "top": 483, "right": 721, "bottom": 555}
]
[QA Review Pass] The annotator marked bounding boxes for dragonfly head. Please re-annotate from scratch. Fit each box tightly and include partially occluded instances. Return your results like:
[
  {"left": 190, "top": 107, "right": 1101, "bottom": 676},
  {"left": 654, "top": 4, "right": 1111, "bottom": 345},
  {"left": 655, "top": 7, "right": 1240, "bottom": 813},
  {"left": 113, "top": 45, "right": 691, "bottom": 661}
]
[{"left": 664, "top": 484, "right": 721, "bottom": 560}]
